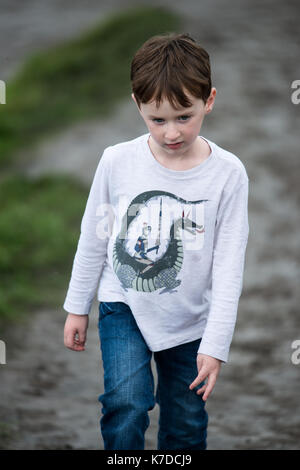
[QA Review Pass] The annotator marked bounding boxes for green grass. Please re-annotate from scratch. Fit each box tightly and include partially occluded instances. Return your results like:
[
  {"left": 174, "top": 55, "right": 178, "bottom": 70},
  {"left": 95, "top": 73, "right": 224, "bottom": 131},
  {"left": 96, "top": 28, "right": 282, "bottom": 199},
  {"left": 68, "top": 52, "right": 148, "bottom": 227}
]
[
  {"left": 0, "top": 421, "right": 15, "bottom": 448},
  {"left": 0, "top": 174, "right": 87, "bottom": 326},
  {"left": 0, "top": 6, "right": 180, "bottom": 168},
  {"left": 0, "top": 6, "right": 181, "bottom": 325}
]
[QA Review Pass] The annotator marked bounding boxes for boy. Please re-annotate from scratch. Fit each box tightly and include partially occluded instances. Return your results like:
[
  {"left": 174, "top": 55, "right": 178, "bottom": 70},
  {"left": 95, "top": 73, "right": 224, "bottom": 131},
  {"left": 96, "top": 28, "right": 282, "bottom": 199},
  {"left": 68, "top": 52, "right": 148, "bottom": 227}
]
[{"left": 63, "top": 33, "right": 249, "bottom": 450}]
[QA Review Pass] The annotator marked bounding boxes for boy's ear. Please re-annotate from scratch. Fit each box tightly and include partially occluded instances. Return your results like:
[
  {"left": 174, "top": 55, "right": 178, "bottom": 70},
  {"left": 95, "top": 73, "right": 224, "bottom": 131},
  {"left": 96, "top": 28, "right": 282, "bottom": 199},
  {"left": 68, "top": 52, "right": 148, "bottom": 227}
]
[
  {"left": 131, "top": 93, "right": 142, "bottom": 113},
  {"left": 131, "top": 93, "right": 138, "bottom": 106},
  {"left": 205, "top": 87, "right": 217, "bottom": 114}
]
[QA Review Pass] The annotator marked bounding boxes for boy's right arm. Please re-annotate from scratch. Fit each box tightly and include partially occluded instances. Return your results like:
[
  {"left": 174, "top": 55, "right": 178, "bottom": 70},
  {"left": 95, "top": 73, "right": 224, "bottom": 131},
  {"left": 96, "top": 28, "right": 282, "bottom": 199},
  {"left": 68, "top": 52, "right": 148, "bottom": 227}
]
[
  {"left": 64, "top": 313, "right": 89, "bottom": 351},
  {"left": 63, "top": 148, "right": 113, "bottom": 319}
]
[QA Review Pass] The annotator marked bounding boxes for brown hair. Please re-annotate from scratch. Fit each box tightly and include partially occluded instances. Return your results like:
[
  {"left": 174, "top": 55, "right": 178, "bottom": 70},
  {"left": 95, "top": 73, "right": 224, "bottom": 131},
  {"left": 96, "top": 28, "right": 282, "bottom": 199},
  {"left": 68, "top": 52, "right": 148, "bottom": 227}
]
[{"left": 130, "top": 33, "right": 212, "bottom": 109}]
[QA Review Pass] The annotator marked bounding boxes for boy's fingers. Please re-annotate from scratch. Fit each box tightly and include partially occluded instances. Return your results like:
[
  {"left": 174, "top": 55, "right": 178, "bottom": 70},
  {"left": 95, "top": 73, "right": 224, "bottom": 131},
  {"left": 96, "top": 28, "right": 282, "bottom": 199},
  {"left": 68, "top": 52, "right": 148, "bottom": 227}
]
[
  {"left": 64, "top": 328, "right": 73, "bottom": 347},
  {"left": 201, "top": 374, "right": 217, "bottom": 401},
  {"left": 73, "top": 344, "right": 85, "bottom": 351},
  {"left": 64, "top": 314, "right": 88, "bottom": 351},
  {"left": 74, "top": 340, "right": 85, "bottom": 350},
  {"left": 67, "top": 340, "right": 85, "bottom": 351},
  {"left": 78, "top": 330, "right": 87, "bottom": 345},
  {"left": 195, "top": 383, "right": 207, "bottom": 395},
  {"left": 65, "top": 329, "right": 85, "bottom": 351},
  {"left": 189, "top": 369, "right": 208, "bottom": 390}
]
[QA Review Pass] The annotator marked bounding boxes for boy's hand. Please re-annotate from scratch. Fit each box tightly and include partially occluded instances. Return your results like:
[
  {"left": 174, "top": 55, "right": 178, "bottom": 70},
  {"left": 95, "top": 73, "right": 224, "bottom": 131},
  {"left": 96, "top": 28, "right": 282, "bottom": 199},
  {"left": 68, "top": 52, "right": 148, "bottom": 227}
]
[
  {"left": 189, "top": 353, "right": 222, "bottom": 401},
  {"left": 64, "top": 313, "right": 89, "bottom": 351}
]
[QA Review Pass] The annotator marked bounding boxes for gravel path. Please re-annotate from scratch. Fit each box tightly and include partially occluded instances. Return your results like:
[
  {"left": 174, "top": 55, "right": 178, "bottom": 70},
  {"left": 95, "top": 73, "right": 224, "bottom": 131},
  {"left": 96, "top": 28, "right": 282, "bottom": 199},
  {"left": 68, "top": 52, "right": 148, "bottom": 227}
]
[{"left": 0, "top": 0, "right": 299, "bottom": 450}]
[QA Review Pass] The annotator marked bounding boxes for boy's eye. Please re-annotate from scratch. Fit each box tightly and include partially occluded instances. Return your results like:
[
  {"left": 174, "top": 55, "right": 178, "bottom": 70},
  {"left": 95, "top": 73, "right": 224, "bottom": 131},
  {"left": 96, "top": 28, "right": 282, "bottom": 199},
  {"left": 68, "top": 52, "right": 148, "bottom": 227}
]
[
  {"left": 152, "top": 115, "right": 191, "bottom": 124},
  {"left": 178, "top": 115, "right": 191, "bottom": 121}
]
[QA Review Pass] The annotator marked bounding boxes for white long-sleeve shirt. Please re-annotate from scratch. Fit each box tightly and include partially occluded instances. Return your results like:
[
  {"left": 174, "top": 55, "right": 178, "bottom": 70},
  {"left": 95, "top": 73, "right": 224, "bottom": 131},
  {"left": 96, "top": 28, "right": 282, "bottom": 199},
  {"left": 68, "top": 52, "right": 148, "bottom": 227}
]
[{"left": 63, "top": 133, "right": 249, "bottom": 362}]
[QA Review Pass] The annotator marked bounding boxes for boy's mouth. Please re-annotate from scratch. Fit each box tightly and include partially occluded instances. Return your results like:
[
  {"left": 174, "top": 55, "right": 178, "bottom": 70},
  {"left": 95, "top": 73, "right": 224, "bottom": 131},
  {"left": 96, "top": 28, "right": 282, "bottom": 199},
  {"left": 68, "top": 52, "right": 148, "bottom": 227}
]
[{"left": 165, "top": 142, "right": 183, "bottom": 150}]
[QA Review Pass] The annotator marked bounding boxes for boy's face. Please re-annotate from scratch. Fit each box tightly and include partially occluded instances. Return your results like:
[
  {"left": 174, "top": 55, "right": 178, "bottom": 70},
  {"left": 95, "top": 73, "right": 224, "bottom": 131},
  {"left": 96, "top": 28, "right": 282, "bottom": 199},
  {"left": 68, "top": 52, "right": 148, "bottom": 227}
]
[{"left": 132, "top": 89, "right": 216, "bottom": 159}]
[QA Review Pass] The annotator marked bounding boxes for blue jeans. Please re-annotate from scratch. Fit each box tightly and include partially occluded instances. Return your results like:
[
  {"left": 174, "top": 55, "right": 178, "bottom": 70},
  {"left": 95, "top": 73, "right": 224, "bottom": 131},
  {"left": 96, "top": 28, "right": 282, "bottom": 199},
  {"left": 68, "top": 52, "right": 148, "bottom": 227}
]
[{"left": 98, "top": 301, "right": 208, "bottom": 450}]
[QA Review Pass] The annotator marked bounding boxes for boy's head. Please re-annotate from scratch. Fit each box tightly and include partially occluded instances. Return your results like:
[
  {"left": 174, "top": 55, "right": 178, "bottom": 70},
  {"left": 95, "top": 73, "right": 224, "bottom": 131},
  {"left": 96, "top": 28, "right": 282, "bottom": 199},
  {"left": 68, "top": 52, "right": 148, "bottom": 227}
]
[
  {"left": 130, "top": 33, "right": 212, "bottom": 110},
  {"left": 130, "top": 33, "right": 216, "bottom": 159}
]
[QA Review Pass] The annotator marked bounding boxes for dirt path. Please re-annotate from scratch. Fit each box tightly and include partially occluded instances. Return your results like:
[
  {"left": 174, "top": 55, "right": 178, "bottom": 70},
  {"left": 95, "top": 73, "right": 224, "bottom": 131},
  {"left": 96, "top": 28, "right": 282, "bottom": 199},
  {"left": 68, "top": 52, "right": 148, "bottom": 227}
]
[{"left": 1, "top": 0, "right": 300, "bottom": 450}]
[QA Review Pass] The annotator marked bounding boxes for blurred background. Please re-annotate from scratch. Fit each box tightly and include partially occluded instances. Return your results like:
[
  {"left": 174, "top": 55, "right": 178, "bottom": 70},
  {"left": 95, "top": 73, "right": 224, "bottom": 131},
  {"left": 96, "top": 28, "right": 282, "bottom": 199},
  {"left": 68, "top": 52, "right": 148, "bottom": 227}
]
[{"left": 0, "top": 0, "right": 299, "bottom": 450}]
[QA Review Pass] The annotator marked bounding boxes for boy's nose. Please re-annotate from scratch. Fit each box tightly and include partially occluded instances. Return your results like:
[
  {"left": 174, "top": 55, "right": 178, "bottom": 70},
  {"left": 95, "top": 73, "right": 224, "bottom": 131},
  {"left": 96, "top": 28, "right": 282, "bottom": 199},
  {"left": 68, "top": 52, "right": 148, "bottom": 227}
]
[{"left": 164, "top": 124, "right": 181, "bottom": 142}]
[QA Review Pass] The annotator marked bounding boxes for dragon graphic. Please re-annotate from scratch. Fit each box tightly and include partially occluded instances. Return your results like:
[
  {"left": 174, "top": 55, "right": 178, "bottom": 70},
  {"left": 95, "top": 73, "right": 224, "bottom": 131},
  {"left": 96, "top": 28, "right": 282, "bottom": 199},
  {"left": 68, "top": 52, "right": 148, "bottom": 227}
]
[{"left": 113, "top": 190, "right": 207, "bottom": 292}]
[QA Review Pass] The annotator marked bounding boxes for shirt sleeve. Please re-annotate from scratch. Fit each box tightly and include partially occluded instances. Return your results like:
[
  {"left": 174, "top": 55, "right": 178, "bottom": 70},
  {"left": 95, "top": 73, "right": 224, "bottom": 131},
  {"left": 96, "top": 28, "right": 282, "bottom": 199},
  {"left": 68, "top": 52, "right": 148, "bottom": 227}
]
[
  {"left": 197, "top": 175, "right": 249, "bottom": 362},
  {"left": 63, "top": 148, "right": 114, "bottom": 315}
]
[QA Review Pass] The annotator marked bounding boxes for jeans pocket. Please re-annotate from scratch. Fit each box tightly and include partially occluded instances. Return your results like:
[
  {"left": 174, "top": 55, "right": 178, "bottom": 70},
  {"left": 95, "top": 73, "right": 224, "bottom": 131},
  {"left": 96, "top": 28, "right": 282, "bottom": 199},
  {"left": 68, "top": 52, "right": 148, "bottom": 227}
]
[{"left": 99, "top": 301, "right": 128, "bottom": 321}]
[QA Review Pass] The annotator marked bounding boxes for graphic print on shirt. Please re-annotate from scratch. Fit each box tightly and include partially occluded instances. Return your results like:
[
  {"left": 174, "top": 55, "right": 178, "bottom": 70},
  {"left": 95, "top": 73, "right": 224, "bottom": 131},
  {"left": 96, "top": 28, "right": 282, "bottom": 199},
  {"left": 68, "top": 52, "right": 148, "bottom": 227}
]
[{"left": 113, "top": 190, "right": 207, "bottom": 293}]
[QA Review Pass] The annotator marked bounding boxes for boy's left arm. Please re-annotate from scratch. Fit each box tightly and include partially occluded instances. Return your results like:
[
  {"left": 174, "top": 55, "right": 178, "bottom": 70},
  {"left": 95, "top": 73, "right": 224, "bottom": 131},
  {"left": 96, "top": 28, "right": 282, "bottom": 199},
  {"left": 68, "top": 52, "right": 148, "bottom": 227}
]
[{"left": 190, "top": 174, "right": 249, "bottom": 400}]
